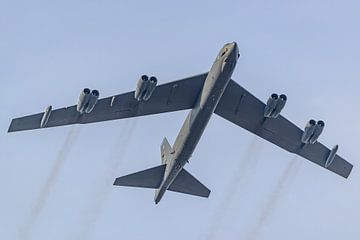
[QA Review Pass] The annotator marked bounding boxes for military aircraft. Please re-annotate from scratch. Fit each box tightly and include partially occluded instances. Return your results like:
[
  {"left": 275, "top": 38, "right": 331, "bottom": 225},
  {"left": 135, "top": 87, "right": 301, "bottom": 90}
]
[{"left": 8, "top": 42, "right": 352, "bottom": 204}]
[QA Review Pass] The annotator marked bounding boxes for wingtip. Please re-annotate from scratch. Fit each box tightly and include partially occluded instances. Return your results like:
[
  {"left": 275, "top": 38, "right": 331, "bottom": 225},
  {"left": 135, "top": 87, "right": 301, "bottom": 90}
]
[
  {"left": 344, "top": 164, "right": 353, "bottom": 179},
  {"left": 206, "top": 191, "right": 211, "bottom": 198},
  {"left": 113, "top": 178, "right": 119, "bottom": 186},
  {"left": 7, "top": 120, "right": 14, "bottom": 133}
]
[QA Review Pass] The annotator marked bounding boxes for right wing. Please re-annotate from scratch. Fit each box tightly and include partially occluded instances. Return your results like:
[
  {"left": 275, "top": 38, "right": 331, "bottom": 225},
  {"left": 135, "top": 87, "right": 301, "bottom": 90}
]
[{"left": 8, "top": 73, "right": 207, "bottom": 132}]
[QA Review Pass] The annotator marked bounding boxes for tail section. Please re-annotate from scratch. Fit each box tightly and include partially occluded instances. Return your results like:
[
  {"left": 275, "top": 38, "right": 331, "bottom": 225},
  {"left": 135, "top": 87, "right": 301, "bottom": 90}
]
[
  {"left": 161, "top": 137, "right": 174, "bottom": 164},
  {"left": 114, "top": 137, "right": 210, "bottom": 203},
  {"left": 168, "top": 168, "right": 211, "bottom": 198},
  {"left": 113, "top": 165, "right": 166, "bottom": 189}
]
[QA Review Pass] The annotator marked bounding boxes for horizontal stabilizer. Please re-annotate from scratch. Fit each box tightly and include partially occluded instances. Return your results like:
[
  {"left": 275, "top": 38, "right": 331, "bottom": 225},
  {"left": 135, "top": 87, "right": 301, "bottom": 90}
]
[
  {"left": 168, "top": 168, "right": 210, "bottom": 198},
  {"left": 113, "top": 165, "right": 166, "bottom": 189}
]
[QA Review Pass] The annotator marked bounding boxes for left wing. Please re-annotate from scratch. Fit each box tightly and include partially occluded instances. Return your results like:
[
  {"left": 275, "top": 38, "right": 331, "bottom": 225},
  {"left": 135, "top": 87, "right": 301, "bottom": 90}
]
[
  {"left": 8, "top": 73, "right": 207, "bottom": 132},
  {"left": 215, "top": 80, "right": 353, "bottom": 178}
]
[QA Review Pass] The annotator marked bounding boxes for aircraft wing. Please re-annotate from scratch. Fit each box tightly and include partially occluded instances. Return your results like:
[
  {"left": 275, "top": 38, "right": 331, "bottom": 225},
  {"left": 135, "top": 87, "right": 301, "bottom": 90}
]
[
  {"left": 215, "top": 80, "right": 353, "bottom": 178},
  {"left": 8, "top": 73, "right": 207, "bottom": 132}
]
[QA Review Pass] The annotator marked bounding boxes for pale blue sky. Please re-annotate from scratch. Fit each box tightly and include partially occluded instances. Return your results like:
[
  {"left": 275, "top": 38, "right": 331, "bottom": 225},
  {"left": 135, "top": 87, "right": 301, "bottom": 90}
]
[{"left": 0, "top": 1, "right": 359, "bottom": 240}]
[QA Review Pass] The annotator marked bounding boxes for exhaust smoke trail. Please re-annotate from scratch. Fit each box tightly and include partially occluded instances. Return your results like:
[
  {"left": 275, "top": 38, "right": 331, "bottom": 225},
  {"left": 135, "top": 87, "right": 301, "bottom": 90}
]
[
  {"left": 18, "top": 126, "right": 81, "bottom": 240},
  {"left": 205, "top": 137, "right": 263, "bottom": 240},
  {"left": 246, "top": 156, "right": 301, "bottom": 240},
  {"left": 74, "top": 120, "right": 137, "bottom": 240}
]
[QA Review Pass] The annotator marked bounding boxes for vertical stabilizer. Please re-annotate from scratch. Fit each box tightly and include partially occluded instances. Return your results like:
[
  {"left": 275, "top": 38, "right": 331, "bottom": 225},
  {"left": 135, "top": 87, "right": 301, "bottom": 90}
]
[{"left": 161, "top": 137, "right": 174, "bottom": 164}]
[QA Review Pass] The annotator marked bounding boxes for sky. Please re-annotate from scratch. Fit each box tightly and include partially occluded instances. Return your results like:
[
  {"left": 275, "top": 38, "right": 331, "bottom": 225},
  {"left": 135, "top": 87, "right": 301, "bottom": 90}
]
[{"left": 0, "top": 0, "right": 359, "bottom": 240}]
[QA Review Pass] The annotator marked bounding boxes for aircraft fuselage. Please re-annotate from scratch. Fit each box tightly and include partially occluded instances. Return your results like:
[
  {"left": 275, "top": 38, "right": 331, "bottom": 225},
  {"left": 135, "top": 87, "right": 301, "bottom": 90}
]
[{"left": 155, "top": 42, "right": 239, "bottom": 203}]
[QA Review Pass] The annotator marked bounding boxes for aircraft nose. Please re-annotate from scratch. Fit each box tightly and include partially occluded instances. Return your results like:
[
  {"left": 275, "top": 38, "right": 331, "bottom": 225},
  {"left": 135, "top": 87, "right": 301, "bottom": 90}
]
[
  {"left": 227, "top": 41, "right": 237, "bottom": 50},
  {"left": 229, "top": 42, "right": 239, "bottom": 60}
]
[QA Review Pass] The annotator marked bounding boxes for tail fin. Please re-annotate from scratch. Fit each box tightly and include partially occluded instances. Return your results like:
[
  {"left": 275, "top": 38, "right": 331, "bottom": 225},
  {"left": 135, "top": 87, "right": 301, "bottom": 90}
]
[
  {"left": 161, "top": 137, "right": 174, "bottom": 164},
  {"left": 113, "top": 165, "right": 166, "bottom": 189},
  {"left": 168, "top": 168, "right": 211, "bottom": 198}
]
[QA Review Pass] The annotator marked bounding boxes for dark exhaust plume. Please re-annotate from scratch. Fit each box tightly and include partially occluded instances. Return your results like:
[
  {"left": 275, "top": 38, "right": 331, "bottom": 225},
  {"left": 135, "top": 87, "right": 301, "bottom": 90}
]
[
  {"left": 245, "top": 157, "right": 301, "bottom": 240},
  {"left": 205, "top": 137, "right": 263, "bottom": 240},
  {"left": 18, "top": 126, "right": 81, "bottom": 240},
  {"left": 74, "top": 120, "right": 137, "bottom": 239}
]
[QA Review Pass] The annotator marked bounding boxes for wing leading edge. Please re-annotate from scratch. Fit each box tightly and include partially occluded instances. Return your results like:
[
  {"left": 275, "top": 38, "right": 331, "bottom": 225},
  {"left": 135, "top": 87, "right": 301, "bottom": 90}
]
[
  {"left": 8, "top": 73, "right": 207, "bottom": 132},
  {"left": 215, "top": 80, "right": 352, "bottom": 178}
]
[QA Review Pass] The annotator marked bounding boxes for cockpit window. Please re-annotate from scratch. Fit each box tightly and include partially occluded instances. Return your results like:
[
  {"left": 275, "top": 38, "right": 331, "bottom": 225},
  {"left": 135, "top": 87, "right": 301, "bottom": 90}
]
[{"left": 221, "top": 48, "right": 228, "bottom": 57}]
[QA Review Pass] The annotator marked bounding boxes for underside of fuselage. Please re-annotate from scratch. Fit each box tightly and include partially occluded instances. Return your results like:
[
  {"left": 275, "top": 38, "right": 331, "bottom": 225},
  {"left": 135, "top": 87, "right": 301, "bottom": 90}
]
[
  {"left": 155, "top": 48, "right": 239, "bottom": 203},
  {"left": 123, "top": 42, "right": 240, "bottom": 204}
]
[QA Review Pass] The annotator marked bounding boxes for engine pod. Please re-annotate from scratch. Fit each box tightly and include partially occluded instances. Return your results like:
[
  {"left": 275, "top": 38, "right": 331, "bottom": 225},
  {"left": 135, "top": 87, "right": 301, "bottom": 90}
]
[
  {"left": 271, "top": 94, "right": 287, "bottom": 118},
  {"left": 77, "top": 88, "right": 91, "bottom": 114},
  {"left": 309, "top": 120, "right": 325, "bottom": 144},
  {"left": 134, "top": 75, "right": 149, "bottom": 101},
  {"left": 301, "top": 119, "right": 316, "bottom": 144},
  {"left": 84, "top": 90, "right": 100, "bottom": 113},
  {"left": 264, "top": 93, "right": 278, "bottom": 118},
  {"left": 142, "top": 76, "right": 157, "bottom": 101}
]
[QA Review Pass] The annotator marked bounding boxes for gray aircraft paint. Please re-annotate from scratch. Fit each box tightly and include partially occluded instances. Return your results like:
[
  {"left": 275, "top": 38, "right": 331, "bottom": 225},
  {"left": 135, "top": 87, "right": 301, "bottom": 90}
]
[{"left": 154, "top": 42, "right": 239, "bottom": 204}]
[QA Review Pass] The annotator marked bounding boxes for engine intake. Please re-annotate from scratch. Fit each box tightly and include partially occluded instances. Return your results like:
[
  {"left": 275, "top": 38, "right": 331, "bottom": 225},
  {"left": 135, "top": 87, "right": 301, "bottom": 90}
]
[
  {"left": 84, "top": 89, "right": 100, "bottom": 113},
  {"left": 143, "top": 76, "right": 157, "bottom": 101},
  {"left": 272, "top": 94, "right": 287, "bottom": 118},
  {"left": 134, "top": 75, "right": 149, "bottom": 101},
  {"left": 264, "top": 93, "right": 278, "bottom": 118},
  {"left": 134, "top": 75, "right": 158, "bottom": 101},
  {"left": 301, "top": 120, "right": 325, "bottom": 144},
  {"left": 77, "top": 88, "right": 91, "bottom": 114},
  {"left": 264, "top": 93, "right": 287, "bottom": 118},
  {"left": 309, "top": 120, "right": 325, "bottom": 144},
  {"left": 76, "top": 88, "right": 100, "bottom": 114},
  {"left": 301, "top": 119, "right": 316, "bottom": 144}
]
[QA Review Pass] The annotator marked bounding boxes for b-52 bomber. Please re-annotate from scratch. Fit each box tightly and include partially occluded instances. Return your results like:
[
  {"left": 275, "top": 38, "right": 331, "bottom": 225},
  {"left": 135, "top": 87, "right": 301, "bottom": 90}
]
[{"left": 8, "top": 42, "right": 352, "bottom": 204}]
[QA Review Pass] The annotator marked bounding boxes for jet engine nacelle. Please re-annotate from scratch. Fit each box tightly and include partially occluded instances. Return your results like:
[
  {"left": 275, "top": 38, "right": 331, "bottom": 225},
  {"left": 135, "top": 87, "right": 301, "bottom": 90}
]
[
  {"left": 143, "top": 76, "right": 157, "bottom": 101},
  {"left": 77, "top": 88, "right": 91, "bottom": 114},
  {"left": 309, "top": 120, "right": 325, "bottom": 144},
  {"left": 264, "top": 93, "right": 287, "bottom": 118},
  {"left": 272, "top": 94, "right": 287, "bottom": 118},
  {"left": 301, "top": 120, "right": 325, "bottom": 144},
  {"left": 134, "top": 75, "right": 158, "bottom": 101},
  {"left": 301, "top": 119, "right": 316, "bottom": 144},
  {"left": 264, "top": 93, "right": 278, "bottom": 118},
  {"left": 84, "top": 90, "right": 100, "bottom": 113},
  {"left": 134, "top": 75, "right": 149, "bottom": 101},
  {"left": 76, "top": 88, "right": 100, "bottom": 114}
]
